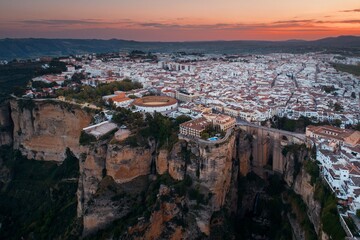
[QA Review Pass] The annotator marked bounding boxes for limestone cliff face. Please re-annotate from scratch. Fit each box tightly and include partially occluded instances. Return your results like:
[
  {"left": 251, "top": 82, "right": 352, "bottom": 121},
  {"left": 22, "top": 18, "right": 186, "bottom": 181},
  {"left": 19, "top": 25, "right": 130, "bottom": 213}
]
[
  {"left": 106, "top": 144, "right": 154, "bottom": 184},
  {"left": 291, "top": 168, "right": 330, "bottom": 240},
  {"left": 168, "top": 141, "right": 186, "bottom": 181},
  {"left": 282, "top": 149, "right": 329, "bottom": 239},
  {"left": 237, "top": 131, "right": 252, "bottom": 176},
  {"left": 156, "top": 149, "right": 169, "bottom": 175},
  {"left": 0, "top": 102, "right": 13, "bottom": 146},
  {"left": 282, "top": 147, "right": 308, "bottom": 187},
  {"left": 6, "top": 99, "right": 329, "bottom": 240},
  {"left": 292, "top": 168, "right": 322, "bottom": 234},
  {"left": 10, "top": 100, "right": 92, "bottom": 162},
  {"left": 77, "top": 144, "right": 107, "bottom": 218},
  {"left": 194, "top": 135, "right": 236, "bottom": 210},
  {"left": 169, "top": 134, "right": 236, "bottom": 210},
  {"left": 127, "top": 185, "right": 203, "bottom": 240},
  {"left": 236, "top": 127, "right": 327, "bottom": 239},
  {"left": 78, "top": 142, "right": 156, "bottom": 235},
  {"left": 131, "top": 185, "right": 185, "bottom": 239},
  {"left": 118, "top": 134, "right": 236, "bottom": 237}
]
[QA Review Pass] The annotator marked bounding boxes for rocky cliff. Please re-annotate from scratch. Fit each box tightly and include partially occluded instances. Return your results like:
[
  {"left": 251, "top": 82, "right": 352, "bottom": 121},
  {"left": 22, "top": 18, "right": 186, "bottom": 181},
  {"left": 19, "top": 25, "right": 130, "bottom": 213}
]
[
  {"left": 166, "top": 134, "right": 236, "bottom": 210},
  {"left": 10, "top": 100, "right": 92, "bottom": 162},
  {"left": 292, "top": 167, "right": 328, "bottom": 239},
  {"left": 106, "top": 144, "right": 154, "bottom": 184},
  {"left": 282, "top": 146, "right": 330, "bottom": 240},
  {"left": 78, "top": 141, "right": 156, "bottom": 235},
  {"left": 0, "top": 102, "right": 13, "bottom": 146},
  {"left": 77, "top": 131, "right": 237, "bottom": 237},
  {"left": 3, "top": 99, "right": 331, "bottom": 239},
  {"left": 126, "top": 185, "right": 201, "bottom": 240}
]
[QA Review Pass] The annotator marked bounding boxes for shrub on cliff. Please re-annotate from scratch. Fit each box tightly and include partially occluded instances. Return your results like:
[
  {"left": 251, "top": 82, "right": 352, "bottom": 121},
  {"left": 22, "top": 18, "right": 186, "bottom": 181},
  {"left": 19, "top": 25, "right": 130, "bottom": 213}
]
[
  {"left": 304, "top": 160, "right": 319, "bottom": 185},
  {"left": 285, "top": 190, "right": 317, "bottom": 240},
  {"left": 188, "top": 188, "right": 205, "bottom": 205},
  {"left": 17, "top": 99, "right": 35, "bottom": 112},
  {"left": 314, "top": 181, "right": 346, "bottom": 240}
]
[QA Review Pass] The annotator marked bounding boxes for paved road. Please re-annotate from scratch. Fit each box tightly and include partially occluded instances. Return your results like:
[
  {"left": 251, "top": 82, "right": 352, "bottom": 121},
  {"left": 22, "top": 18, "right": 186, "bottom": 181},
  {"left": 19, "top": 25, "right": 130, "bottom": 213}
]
[{"left": 236, "top": 119, "right": 306, "bottom": 141}]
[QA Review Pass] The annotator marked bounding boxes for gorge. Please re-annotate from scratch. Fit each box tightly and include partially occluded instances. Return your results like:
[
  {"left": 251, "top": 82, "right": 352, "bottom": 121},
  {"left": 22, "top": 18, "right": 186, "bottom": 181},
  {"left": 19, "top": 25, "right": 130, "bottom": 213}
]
[{"left": 0, "top": 99, "right": 343, "bottom": 239}]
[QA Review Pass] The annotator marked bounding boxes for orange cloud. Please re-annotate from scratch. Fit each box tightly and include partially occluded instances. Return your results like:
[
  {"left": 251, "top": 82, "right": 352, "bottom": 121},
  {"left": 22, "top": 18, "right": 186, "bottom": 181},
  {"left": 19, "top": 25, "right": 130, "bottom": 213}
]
[{"left": 2, "top": 16, "right": 359, "bottom": 41}]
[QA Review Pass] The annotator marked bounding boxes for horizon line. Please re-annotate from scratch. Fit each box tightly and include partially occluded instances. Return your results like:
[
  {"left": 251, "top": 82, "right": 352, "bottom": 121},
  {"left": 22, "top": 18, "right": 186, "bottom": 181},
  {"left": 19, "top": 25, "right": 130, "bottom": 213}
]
[{"left": 1, "top": 34, "right": 359, "bottom": 43}]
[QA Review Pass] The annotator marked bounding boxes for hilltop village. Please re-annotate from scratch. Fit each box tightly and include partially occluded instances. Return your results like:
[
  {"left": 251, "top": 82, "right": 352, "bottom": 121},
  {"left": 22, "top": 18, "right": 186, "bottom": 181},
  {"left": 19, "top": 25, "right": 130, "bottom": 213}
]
[
  {"left": 15, "top": 51, "right": 360, "bottom": 237},
  {"left": 23, "top": 52, "right": 360, "bottom": 125}
]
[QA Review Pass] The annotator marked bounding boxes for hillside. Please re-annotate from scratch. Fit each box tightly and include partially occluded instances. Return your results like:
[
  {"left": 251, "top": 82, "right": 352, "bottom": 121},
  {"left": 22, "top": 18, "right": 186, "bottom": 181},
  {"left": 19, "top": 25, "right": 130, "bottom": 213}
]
[{"left": 0, "top": 36, "right": 359, "bottom": 60}]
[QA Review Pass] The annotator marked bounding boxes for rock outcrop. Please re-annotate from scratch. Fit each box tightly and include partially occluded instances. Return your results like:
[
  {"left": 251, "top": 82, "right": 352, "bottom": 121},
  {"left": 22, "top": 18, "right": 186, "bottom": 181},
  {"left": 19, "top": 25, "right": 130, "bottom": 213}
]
[
  {"left": 127, "top": 185, "right": 203, "bottom": 240},
  {"left": 168, "top": 134, "right": 236, "bottom": 210},
  {"left": 194, "top": 136, "right": 236, "bottom": 210},
  {"left": 78, "top": 142, "right": 155, "bottom": 235},
  {"left": 168, "top": 142, "right": 186, "bottom": 181},
  {"left": 237, "top": 131, "right": 252, "bottom": 176},
  {"left": 282, "top": 147, "right": 330, "bottom": 239},
  {"left": 77, "top": 144, "right": 107, "bottom": 217},
  {"left": 10, "top": 100, "right": 92, "bottom": 162},
  {"left": 156, "top": 149, "right": 169, "bottom": 175},
  {"left": 292, "top": 168, "right": 323, "bottom": 234},
  {"left": 106, "top": 144, "right": 153, "bottom": 184}
]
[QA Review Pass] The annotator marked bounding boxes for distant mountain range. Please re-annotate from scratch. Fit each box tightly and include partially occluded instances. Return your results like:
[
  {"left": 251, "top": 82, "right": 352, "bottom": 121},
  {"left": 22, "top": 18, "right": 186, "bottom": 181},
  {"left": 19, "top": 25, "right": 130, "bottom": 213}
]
[{"left": 0, "top": 35, "right": 359, "bottom": 60}]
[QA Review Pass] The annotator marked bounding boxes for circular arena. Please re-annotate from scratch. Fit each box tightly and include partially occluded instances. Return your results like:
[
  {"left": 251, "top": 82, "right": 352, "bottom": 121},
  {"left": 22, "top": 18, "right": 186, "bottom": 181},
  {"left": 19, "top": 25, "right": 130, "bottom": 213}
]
[{"left": 133, "top": 96, "right": 178, "bottom": 113}]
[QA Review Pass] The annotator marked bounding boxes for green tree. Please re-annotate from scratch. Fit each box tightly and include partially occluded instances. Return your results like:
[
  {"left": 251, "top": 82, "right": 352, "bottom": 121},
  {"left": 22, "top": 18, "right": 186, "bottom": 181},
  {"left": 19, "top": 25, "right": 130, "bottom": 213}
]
[
  {"left": 175, "top": 115, "right": 192, "bottom": 126},
  {"left": 199, "top": 123, "right": 225, "bottom": 139},
  {"left": 71, "top": 72, "right": 86, "bottom": 84},
  {"left": 323, "top": 85, "right": 336, "bottom": 93},
  {"left": 128, "top": 95, "right": 137, "bottom": 99},
  {"left": 334, "top": 102, "right": 343, "bottom": 112},
  {"left": 351, "top": 92, "right": 356, "bottom": 99}
]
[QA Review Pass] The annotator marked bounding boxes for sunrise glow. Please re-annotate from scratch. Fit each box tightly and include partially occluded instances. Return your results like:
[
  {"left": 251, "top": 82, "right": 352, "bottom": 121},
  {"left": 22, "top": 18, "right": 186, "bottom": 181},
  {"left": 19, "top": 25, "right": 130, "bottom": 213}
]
[{"left": 0, "top": 0, "right": 359, "bottom": 41}]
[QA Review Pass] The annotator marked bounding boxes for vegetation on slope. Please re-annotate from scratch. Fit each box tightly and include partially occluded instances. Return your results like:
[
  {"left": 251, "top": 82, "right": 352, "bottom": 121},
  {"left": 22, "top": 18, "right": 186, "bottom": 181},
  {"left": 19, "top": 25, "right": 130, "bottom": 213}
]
[
  {"left": 56, "top": 79, "right": 142, "bottom": 106},
  {"left": 270, "top": 116, "right": 341, "bottom": 133},
  {"left": 314, "top": 181, "right": 346, "bottom": 240},
  {"left": 85, "top": 174, "right": 195, "bottom": 239},
  {"left": 332, "top": 63, "right": 360, "bottom": 76},
  {"left": 284, "top": 190, "right": 317, "bottom": 240},
  {"left": 0, "top": 59, "right": 66, "bottom": 102},
  {"left": 281, "top": 143, "right": 307, "bottom": 180},
  {"left": 112, "top": 110, "right": 190, "bottom": 150},
  {"left": 1, "top": 37, "right": 360, "bottom": 60},
  {"left": 0, "top": 146, "right": 81, "bottom": 240},
  {"left": 234, "top": 174, "right": 294, "bottom": 240},
  {"left": 303, "top": 159, "right": 320, "bottom": 186}
]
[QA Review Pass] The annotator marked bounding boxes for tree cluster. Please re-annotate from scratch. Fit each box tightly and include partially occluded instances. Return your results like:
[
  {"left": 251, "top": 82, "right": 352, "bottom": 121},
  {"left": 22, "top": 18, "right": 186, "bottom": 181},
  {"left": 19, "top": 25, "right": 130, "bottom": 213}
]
[
  {"left": 113, "top": 110, "right": 190, "bottom": 150},
  {"left": 200, "top": 124, "right": 225, "bottom": 140},
  {"left": 56, "top": 79, "right": 142, "bottom": 106},
  {"left": 270, "top": 116, "right": 340, "bottom": 133}
]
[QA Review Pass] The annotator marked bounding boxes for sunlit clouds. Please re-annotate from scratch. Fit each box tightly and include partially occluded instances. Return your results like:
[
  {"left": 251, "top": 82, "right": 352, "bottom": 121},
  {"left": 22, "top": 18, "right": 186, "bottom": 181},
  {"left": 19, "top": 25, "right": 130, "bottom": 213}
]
[{"left": 0, "top": 0, "right": 359, "bottom": 41}]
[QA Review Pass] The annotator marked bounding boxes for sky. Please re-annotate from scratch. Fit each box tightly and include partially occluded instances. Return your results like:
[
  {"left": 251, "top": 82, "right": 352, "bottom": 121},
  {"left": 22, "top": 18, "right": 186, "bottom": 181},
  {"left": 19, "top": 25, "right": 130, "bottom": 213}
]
[{"left": 0, "top": 0, "right": 359, "bottom": 41}]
